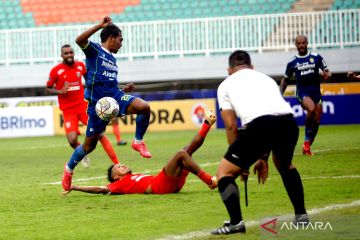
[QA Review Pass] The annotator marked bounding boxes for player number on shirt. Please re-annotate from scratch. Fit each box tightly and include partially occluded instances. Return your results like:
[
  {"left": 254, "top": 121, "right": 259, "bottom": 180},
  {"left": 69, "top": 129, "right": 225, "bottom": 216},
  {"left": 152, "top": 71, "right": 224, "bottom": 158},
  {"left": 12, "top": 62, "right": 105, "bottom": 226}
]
[{"left": 121, "top": 95, "right": 131, "bottom": 101}]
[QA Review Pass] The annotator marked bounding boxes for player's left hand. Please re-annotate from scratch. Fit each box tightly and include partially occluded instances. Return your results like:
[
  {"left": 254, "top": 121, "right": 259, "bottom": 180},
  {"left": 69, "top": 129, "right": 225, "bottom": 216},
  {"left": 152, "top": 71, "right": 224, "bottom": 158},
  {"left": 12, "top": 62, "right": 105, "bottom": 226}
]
[
  {"left": 99, "top": 16, "right": 112, "bottom": 28},
  {"left": 253, "top": 159, "right": 268, "bottom": 184},
  {"left": 122, "top": 83, "right": 135, "bottom": 93}
]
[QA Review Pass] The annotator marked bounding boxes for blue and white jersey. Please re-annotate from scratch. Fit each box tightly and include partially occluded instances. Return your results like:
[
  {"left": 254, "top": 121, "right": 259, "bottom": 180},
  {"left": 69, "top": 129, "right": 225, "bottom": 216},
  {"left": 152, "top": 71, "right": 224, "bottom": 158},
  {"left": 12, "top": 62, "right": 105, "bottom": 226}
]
[
  {"left": 284, "top": 51, "right": 328, "bottom": 90},
  {"left": 81, "top": 41, "right": 123, "bottom": 103}
]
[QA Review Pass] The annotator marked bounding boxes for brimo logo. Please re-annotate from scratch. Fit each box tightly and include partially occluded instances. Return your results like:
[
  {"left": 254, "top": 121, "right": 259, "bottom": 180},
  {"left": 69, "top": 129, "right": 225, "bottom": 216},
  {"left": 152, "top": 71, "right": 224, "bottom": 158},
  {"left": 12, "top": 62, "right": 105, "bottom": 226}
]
[{"left": 260, "top": 218, "right": 333, "bottom": 235}]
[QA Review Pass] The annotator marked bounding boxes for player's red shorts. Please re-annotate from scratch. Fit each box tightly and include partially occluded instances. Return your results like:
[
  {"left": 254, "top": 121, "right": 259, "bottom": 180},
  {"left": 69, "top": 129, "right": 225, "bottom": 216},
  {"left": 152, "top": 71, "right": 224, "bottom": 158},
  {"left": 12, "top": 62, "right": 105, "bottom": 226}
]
[
  {"left": 150, "top": 169, "right": 189, "bottom": 194},
  {"left": 62, "top": 102, "right": 88, "bottom": 134}
]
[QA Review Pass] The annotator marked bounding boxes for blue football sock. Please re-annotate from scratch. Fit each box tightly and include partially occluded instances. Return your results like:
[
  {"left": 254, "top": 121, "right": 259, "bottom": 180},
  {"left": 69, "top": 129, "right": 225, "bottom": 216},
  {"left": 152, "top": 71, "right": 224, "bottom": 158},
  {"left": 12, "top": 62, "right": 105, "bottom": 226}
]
[
  {"left": 67, "top": 145, "right": 86, "bottom": 170},
  {"left": 304, "top": 125, "right": 312, "bottom": 142},
  {"left": 135, "top": 113, "right": 150, "bottom": 140},
  {"left": 311, "top": 124, "right": 319, "bottom": 144}
]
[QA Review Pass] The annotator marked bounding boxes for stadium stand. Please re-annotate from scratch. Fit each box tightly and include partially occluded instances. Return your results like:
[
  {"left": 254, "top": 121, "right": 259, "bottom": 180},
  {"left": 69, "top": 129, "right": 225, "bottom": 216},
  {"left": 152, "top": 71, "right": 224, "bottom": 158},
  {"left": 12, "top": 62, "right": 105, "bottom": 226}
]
[
  {"left": 332, "top": 0, "right": 360, "bottom": 10},
  {"left": 0, "top": 0, "right": 357, "bottom": 29},
  {"left": 311, "top": 0, "right": 360, "bottom": 48},
  {"left": 0, "top": 0, "right": 359, "bottom": 97},
  {"left": 0, "top": 0, "right": 299, "bottom": 29}
]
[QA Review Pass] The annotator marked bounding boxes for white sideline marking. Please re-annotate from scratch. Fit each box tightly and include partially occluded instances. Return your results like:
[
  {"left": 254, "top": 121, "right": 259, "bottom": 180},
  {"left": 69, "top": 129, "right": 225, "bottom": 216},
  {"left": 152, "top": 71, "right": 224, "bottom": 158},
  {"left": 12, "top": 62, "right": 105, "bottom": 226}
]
[
  {"left": 45, "top": 146, "right": 360, "bottom": 185},
  {"left": 155, "top": 200, "right": 360, "bottom": 240},
  {"left": 0, "top": 143, "right": 69, "bottom": 151}
]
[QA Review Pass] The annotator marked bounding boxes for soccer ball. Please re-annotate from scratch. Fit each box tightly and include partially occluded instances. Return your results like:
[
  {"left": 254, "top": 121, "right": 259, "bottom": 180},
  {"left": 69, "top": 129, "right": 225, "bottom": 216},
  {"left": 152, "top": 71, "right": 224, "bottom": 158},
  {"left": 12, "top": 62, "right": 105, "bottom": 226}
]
[{"left": 95, "top": 97, "right": 119, "bottom": 121}]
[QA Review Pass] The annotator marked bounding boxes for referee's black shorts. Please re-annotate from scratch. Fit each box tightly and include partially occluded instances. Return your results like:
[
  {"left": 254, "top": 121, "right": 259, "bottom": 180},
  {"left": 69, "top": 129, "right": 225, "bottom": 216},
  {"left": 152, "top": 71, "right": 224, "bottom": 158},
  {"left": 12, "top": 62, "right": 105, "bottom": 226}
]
[{"left": 224, "top": 114, "right": 299, "bottom": 170}]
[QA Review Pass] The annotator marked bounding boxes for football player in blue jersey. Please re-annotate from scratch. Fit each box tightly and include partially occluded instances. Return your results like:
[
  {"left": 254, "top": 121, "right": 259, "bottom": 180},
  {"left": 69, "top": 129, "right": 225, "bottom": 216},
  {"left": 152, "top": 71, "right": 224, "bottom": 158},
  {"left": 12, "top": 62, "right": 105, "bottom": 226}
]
[
  {"left": 280, "top": 35, "right": 331, "bottom": 156},
  {"left": 62, "top": 16, "right": 152, "bottom": 191}
]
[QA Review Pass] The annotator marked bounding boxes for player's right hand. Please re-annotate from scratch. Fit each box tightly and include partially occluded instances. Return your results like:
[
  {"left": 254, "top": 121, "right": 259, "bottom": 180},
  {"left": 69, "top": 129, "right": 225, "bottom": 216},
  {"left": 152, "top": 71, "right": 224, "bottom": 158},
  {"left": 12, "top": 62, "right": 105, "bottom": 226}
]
[{"left": 100, "top": 16, "right": 112, "bottom": 28}]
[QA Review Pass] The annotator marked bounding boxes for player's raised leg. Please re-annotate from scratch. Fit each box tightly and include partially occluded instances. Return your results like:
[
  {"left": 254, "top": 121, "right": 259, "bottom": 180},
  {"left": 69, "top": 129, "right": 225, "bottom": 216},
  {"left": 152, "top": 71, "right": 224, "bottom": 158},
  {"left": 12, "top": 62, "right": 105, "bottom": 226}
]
[{"left": 126, "top": 98, "right": 152, "bottom": 158}]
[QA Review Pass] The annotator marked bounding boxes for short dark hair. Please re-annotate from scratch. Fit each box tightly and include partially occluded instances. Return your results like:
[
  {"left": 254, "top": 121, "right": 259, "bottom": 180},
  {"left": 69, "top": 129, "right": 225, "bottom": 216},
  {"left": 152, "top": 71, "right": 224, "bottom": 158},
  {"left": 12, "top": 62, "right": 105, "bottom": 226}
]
[
  {"left": 100, "top": 24, "right": 122, "bottom": 43},
  {"left": 228, "top": 50, "right": 252, "bottom": 68},
  {"left": 61, "top": 44, "right": 72, "bottom": 52},
  {"left": 107, "top": 164, "right": 115, "bottom": 182},
  {"left": 294, "top": 34, "right": 308, "bottom": 43}
]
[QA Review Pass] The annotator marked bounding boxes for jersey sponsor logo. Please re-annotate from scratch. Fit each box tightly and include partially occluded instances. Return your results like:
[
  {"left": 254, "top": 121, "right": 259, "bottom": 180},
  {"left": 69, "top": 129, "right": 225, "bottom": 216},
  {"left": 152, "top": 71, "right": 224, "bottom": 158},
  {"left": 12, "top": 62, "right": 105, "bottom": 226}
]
[
  {"left": 57, "top": 69, "right": 65, "bottom": 75},
  {"left": 101, "top": 60, "right": 118, "bottom": 71},
  {"left": 102, "top": 71, "right": 117, "bottom": 79},
  {"left": 68, "top": 86, "right": 81, "bottom": 91},
  {"left": 300, "top": 69, "right": 315, "bottom": 75},
  {"left": 295, "top": 62, "right": 316, "bottom": 71},
  {"left": 131, "top": 175, "right": 150, "bottom": 182}
]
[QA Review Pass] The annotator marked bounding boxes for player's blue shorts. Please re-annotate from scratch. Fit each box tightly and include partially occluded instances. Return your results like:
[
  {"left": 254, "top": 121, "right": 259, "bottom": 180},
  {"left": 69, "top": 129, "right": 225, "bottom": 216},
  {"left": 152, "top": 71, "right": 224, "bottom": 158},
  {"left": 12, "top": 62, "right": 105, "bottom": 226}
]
[
  {"left": 296, "top": 87, "right": 322, "bottom": 104},
  {"left": 86, "top": 93, "right": 136, "bottom": 136}
]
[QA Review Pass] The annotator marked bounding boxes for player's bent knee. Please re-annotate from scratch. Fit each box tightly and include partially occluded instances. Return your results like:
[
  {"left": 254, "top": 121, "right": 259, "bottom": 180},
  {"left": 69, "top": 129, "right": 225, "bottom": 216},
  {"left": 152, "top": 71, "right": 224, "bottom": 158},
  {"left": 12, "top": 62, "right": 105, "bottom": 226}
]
[
  {"left": 139, "top": 102, "right": 150, "bottom": 113},
  {"left": 175, "top": 150, "right": 188, "bottom": 159}
]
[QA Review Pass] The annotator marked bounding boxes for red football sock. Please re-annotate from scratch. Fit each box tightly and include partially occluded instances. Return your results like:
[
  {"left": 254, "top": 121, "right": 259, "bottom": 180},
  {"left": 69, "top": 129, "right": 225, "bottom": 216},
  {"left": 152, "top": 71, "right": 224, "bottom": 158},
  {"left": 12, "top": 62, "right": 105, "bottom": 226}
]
[
  {"left": 198, "top": 122, "right": 211, "bottom": 138},
  {"left": 112, "top": 123, "right": 121, "bottom": 142},
  {"left": 99, "top": 135, "right": 119, "bottom": 164},
  {"left": 197, "top": 170, "right": 212, "bottom": 185}
]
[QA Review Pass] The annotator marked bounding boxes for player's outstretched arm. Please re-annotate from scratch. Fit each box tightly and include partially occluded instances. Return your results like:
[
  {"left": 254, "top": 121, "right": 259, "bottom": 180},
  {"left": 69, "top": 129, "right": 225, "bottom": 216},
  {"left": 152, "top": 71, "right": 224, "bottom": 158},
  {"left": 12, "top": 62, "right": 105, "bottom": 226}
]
[
  {"left": 183, "top": 107, "right": 216, "bottom": 156},
  {"left": 66, "top": 185, "right": 110, "bottom": 194},
  {"left": 279, "top": 77, "right": 289, "bottom": 94},
  {"left": 75, "top": 16, "right": 113, "bottom": 48}
]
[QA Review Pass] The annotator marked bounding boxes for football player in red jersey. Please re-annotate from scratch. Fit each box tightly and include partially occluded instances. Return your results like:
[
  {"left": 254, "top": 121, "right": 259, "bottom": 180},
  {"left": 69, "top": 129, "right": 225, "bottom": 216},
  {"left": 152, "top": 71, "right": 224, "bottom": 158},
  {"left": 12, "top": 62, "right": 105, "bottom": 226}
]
[
  {"left": 46, "top": 44, "right": 120, "bottom": 167},
  {"left": 63, "top": 107, "right": 217, "bottom": 195}
]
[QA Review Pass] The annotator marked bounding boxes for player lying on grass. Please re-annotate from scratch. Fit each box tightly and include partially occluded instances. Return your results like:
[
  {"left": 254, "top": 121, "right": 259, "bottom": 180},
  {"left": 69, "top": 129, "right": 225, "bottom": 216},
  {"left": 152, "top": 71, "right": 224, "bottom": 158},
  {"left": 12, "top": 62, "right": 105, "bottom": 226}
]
[{"left": 63, "top": 108, "right": 218, "bottom": 195}]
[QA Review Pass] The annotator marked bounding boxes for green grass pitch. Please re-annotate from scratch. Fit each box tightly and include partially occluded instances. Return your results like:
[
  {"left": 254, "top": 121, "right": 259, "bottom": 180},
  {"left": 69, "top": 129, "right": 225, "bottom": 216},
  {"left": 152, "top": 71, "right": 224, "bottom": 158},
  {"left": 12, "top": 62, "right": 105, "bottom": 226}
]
[{"left": 0, "top": 125, "right": 359, "bottom": 240}]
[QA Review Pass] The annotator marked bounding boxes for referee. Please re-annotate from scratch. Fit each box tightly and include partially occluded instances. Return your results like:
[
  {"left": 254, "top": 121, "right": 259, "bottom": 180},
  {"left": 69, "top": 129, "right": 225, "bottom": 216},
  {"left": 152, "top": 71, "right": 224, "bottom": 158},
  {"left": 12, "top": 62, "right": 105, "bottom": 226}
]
[{"left": 211, "top": 50, "right": 308, "bottom": 235}]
